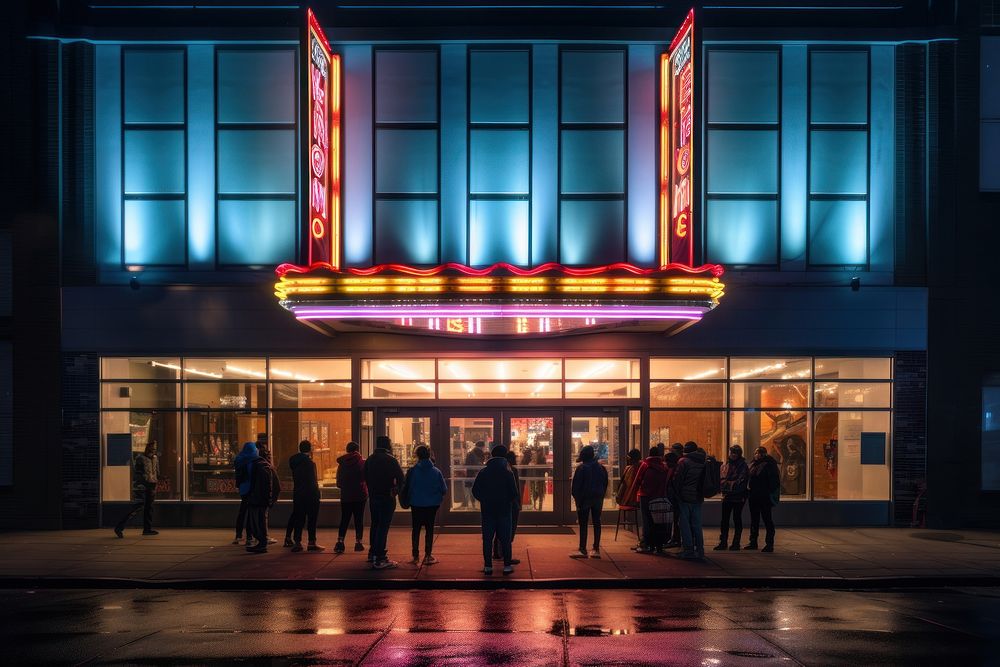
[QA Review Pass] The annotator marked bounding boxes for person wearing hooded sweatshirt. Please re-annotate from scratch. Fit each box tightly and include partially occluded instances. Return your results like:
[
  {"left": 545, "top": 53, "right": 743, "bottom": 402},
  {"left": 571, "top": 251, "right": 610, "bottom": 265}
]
[
  {"left": 364, "top": 435, "right": 406, "bottom": 569},
  {"left": 245, "top": 446, "right": 281, "bottom": 553},
  {"left": 493, "top": 450, "right": 523, "bottom": 564},
  {"left": 335, "top": 441, "right": 367, "bottom": 554},
  {"left": 746, "top": 445, "right": 781, "bottom": 552},
  {"left": 232, "top": 442, "right": 258, "bottom": 545},
  {"left": 628, "top": 444, "right": 669, "bottom": 553},
  {"left": 570, "top": 445, "right": 610, "bottom": 559},
  {"left": 671, "top": 441, "right": 707, "bottom": 560},
  {"left": 715, "top": 444, "right": 749, "bottom": 551},
  {"left": 664, "top": 443, "right": 683, "bottom": 547},
  {"left": 404, "top": 445, "right": 447, "bottom": 565},
  {"left": 472, "top": 445, "right": 519, "bottom": 575},
  {"left": 286, "top": 440, "right": 325, "bottom": 553}
]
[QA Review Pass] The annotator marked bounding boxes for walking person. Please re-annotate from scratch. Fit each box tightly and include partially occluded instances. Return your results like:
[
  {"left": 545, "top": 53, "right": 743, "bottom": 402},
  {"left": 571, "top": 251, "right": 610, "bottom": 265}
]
[
  {"left": 672, "top": 441, "right": 707, "bottom": 560},
  {"left": 114, "top": 440, "right": 160, "bottom": 538},
  {"left": 714, "top": 445, "right": 749, "bottom": 551},
  {"left": 472, "top": 444, "right": 519, "bottom": 575},
  {"left": 334, "top": 441, "right": 367, "bottom": 554},
  {"left": 287, "top": 440, "right": 325, "bottom": 553},
  {"left": 746, "top": 446, "right": 781, "bottom": 552},
  {"left": 627, "top": 444, "right": 669, "bottom": 553},
  {"left": 232, "top": 442, "right": 258, "bottom": 545},
  {"left": 245, "top": 449, "right": 281, "bottom": 553},
  {"left": 403, "top": 445, "right": 447, "bottom": 565},
  {"left": 493, "top": 450, "right": 522, "bottom": 564},
  {"left": 364, "top": 435, "right": 406, "bottom": 569},
  {"left": 570, "top": 445, "right": 609, "bottom": 559}
]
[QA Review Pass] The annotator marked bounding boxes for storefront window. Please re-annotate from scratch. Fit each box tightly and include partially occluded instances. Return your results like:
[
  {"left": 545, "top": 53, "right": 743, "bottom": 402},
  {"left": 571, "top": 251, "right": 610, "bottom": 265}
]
[
  {"left": 269, "top": 358, "right": 351, "bottom": 381},
  {"left": 183, "top": 358, "right": 266, "bottom": 380},
  {"left": 565, "top": 382, "right": 639, "bottom": 399},
  {"left": 650, "top": 383, "right": 725, "bottom": 408},
  {"left": 812, "top": 411, "right": 890, "bottom": 500},
  {"left": 186, "top": 382, "right": 266, "bottom": 409},
  {"left": 649, "top": 411, "right": 726, "bottom": 461},
  {"left": 271, "top": 410, "right": 352, "bottom": 500},
  {"left": 101, "top": 411, "right": 182, "bottom": 501},
  {"left": 569, "top": 415, "right": 619, "bottom": 504},
  {"left": 815, "top": 357, "right": 891, "bottom": 380},
  {"left": 730, "top": 382, "right": 810, "bottom": 410},
  {"left": 439, "top": 382, "right": 561, "bottom": 400},
  {"left": 730, "top": 358, "right": 811, "bottom": 380},
  {"left": 101, "top": 357, "right": 180, "bottom": 380},
  {"left": 730, "top": 411, "right": 809, "bottom": 499},
  {"left": 813, "top": 382, "right": 891, "bottom": 409},
  {"left": 270, "top": 382, "right": 351, "bottom": 409},
  {"left": 650, "top": 357, "right": 726, "bottom": 381},
  {"left": 187, "top": 411, "right": 265, "bottom": 499}
]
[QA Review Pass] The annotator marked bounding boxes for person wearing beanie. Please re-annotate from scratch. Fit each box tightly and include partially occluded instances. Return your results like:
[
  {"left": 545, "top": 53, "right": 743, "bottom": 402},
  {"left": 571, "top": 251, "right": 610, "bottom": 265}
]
[
  {"left": 364, "top": 435, "right": 405, "bottom": 569},
  {"left": 472, "top": 444, "right": 519, "bottom": 575},
  {"left": 570, "top": 445, "right": 609, "bottom": 558},
  {"left": 671, "top": 441, "right": 707, "bottom": 560}
]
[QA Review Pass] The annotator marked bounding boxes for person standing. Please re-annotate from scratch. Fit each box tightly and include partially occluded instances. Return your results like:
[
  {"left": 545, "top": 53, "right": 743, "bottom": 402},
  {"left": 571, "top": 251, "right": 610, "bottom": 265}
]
[
  {"left": 672, "top": 441, "right": 707, "bottom": 560},
  {"left": 232, "top": 442, "right": 258, "bottom": 545},
  {"left": 664, "top": 444, "right": 683, "bottom": 547},
  {"left": 472, "top": 444, "right": 519, "bottom": 575},
  {"left": 615, "top": 448, "right": 642, "bottom": 509},
  {"left": 114, "top": 440, "right": 160, "bottom": 538},
  {"left": 364, "top": 435, "right": 405, "bottom": 569},
  {"left": 404, "top": 445, "right": 447, "bottom": 565},
  {"left": 746, "top": 446, "right": 781, "bottom": 552},
  {"left": 493, "top": 450, "right": 523, "bottom": 565},
  {"left": 258, "top": 445, "right": 280, "bottom": 546},
  {"left": 334, "top": 441, "right": 367, "bottom": 554},
  {"left": 627, "top": 444, "right": 668, "bottom": 553},
  {"left": 287, "top": 440, "right": 325, "bottom": 553},
  {"left": 463, "top": 440, "right": 488, "bottom": 508},
  {"left": 714, "top": 445, "right": 749, "bottom": 551},
  {"left": 570, "top": 445, "right": 609, "bottom": 559},
  {"left": 246, "top": 449, "right": 281, "bottom": 553}
]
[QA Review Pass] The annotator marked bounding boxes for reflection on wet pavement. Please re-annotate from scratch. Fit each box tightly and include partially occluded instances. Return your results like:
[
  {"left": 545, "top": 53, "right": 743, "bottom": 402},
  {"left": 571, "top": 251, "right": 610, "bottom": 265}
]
[{"left": 1, "top": 587, "right": 997, "bottom": 665}]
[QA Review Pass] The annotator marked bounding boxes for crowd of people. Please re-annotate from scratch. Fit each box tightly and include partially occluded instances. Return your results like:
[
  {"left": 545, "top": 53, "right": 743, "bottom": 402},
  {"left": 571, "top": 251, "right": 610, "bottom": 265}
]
[{"left": 114, "top": 435, "right": 782, "bottom": 570}]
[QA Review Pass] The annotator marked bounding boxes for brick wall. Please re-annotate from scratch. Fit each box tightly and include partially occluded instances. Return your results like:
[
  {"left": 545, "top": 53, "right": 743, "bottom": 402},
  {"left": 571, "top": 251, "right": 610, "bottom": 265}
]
[
  {"left": 893, "top": 351, "right": 927, "bottom": 526},
  {"left": 61, "top": 353, "right": 99, "bottom": 528}
]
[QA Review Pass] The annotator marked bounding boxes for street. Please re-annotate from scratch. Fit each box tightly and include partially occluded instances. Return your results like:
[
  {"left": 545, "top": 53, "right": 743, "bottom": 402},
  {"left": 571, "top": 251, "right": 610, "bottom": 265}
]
[{"left": 4, "top": 587, "right": 999, "bottom": 665}]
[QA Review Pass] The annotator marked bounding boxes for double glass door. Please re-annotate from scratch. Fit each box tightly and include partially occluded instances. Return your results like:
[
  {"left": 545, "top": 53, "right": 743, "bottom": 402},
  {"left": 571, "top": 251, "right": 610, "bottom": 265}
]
[{"left": 377, "top": 408, "right": 624, "bottom": 525}]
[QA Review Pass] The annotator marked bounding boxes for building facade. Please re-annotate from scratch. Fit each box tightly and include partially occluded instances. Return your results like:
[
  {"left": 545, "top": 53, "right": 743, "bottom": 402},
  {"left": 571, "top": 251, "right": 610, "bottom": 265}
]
[{"left": 2, "top": 0, "right": 996, "bottom": 529}]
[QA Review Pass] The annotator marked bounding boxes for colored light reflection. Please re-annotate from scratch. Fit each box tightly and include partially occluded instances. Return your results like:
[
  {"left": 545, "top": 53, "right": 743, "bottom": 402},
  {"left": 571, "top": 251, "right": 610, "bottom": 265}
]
[{"left": 294, "top": 305, "right": 705, "bottom": 320}]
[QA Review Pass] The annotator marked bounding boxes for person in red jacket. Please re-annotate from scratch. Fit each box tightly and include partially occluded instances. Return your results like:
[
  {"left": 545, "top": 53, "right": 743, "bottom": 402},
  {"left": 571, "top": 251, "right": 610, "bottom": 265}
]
[{"left": 627, "top": 443, "right": 669, "bottom": 553}]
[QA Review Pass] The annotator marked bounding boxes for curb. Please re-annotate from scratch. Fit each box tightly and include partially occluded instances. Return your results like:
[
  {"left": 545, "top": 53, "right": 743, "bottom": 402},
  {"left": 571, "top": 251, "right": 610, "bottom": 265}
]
[{"left": 2, "top": 575, "right": 1000, "bottom": 591}]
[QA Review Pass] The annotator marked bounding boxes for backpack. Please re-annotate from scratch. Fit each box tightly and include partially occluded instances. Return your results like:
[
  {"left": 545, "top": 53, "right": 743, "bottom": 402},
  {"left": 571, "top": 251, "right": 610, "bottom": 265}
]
[
  {"left": 701, "top": 456, "right": 722, "bottom": 499},
  {"left": 648, "top": 497, "right": 674, "bottom": 525}
]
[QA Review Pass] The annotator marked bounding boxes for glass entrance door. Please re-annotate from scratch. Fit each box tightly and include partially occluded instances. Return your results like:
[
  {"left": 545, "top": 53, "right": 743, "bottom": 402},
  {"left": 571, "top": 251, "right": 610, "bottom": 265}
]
[
  {"left": 444, "top": 413, "right": 499, "bottom": 517},
  {"left": 504, "top": 412, "right": 559, "bottom": 522},
  {"left": 564, "top": 411, "right": 624, "bottom": 521},
  {"left": 379, "top": 411, "right": 434, "bottom": 513}
]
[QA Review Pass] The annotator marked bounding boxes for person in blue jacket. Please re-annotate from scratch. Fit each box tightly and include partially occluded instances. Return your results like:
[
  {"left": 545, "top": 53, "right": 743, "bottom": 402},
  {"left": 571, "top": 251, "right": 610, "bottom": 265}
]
[
  {"left": 404, "top": 445, "right": 447, "bottom": 565},
  {"left": 232, "top": 442, "right": 258, "bottom": 545}
]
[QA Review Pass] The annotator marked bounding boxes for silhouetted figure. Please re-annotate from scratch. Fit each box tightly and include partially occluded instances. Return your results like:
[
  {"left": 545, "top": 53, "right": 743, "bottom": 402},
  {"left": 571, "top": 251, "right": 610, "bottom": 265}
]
[
  {"left": 232, "top": 441, "right": 258, "bottom": 545},
  {"left": 672, "top": 441, "right": 707, "bottom": 560},
  {"left": 114, "top": 440, "right": 160, "bottom": 538},
  {"left": 746, "top": 445, "right": 781, "bottom": 552},
  {"left": 364, "top": 435, "right": 405, "bottom": 569},
  {"left": 493, "top": 451, "right": 522, "bottom": 565},
  {"left": 714, "top": 445, "right": 749, "bottom": 551},
  {"left": 473, "top": 444, "right": 519, "bottom": 575},
  {"left": 245, "top": 450, "right": 280, "bottom": 553},
  {"left": 287, "top": 440, "right": 324, "bottom": 553},
  {"left": 335, "top": 441, "right": 367, "bottom": 553},
  {"left": 570, "top": 445, "right": 609, "bottom": 559},
  {"left": 404, "top": 445, "right": 447, "bottom": 565}
]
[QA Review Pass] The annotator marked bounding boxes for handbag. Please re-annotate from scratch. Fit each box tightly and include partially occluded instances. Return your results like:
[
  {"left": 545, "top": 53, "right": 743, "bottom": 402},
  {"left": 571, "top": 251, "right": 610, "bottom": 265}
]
[{"left": 648, "top": 496, "right": 674, "bottom": 525}]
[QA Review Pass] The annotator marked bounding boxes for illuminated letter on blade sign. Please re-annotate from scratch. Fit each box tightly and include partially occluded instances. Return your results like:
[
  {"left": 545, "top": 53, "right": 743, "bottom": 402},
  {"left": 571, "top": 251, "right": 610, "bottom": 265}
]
[
  {"left": 305, "top": 9, "right": 340, "bottom": 269},
  {"left": 667, "top": 9, "right": 695, "bottom": 266}
]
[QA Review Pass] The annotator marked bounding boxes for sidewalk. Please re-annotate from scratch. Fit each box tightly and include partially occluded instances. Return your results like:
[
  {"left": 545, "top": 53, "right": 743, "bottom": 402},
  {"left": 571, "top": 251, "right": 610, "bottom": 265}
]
[{"left": 1, "top": 527, "right": 999, "bottom": 589}]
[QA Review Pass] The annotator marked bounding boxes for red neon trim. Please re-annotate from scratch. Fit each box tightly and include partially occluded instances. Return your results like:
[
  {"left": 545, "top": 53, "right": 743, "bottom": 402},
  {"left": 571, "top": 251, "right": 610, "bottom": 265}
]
[
  {"left": 668, "top": 8, "right": 695, "bottom": 52},
  {"left": 275, "top": 261, "right": 725, "bottom": 278},
  {"left": 306, "top": 8, "right": 332, "bottom": 54}
]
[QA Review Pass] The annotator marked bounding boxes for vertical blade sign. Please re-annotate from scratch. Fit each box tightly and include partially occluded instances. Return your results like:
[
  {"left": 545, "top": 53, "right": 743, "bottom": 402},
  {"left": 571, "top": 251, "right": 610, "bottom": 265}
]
[
  {"left": 667, "top": 9, "right": 695, "bottom": 267},
  {"left": 306, "top": 9, "right": 340, "bottom": 269}
]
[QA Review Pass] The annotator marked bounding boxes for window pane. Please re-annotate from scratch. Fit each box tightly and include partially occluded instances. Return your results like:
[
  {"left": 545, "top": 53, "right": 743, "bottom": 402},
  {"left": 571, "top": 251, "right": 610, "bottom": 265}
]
[
  {"left": 730, "top": 382, "right": 810, "bottom": 409},
  {"left": 810, "top": 130, "right": 868, "bottom": 195},
  {"left": 218, "top": 200, "right": 296, "bottom": 265},
  {"left": 470, "top": 129, "right": 529, "bottom": 194},
  {"left": 374, "top": 200, "right": 439, "bottom": 265},
  {"left": 470, "top": 200, "right": 529, "bottom": 266},
  {"left": 362, "top": 359, "right": 436, "bottom": 380},
  {"left": 101, "top": 383, "right": 179, "bottom": 409},
  {"left": 809, "top": 200, "right": 868, "bottom": 265},
  {"left": 449, "top": 417, "right": 496, "bottom": 513},
  {"left": 470, "top": 50, "right": 529, "bottom": 124},
  {"left": 375, "top": 50, "right": 437, "bottom": 123},
  {"left": 184, "top": 359, "right": 266, "bottom": 380},
  {"left": 649, "top": 411, "right": 726, "bottom": 461},
  {"left": 730, "top": 358, "right": 811, "bottom": 380},
  {"left": 561, "top": 130, "right": 624, "bottom": 194},
  {"left": 559, "top": 200, "right": 625, "bottom": 265},
  {"left": 438, "top": 382, "right": 561, "bottom": 399},
  {"left": 440, "top": 358, "right": 561, "bottom": 381},
  {"left": 561, "top": 50, "right": 625, "bottom": 124},
  {"left": 509, "top": 416, "right": 555, "bottom": 512},
  {"left": 102, "top": 358, "right": 181, "bottom": 380},
  {"left": 706, "top": 199, "right": 777, "bottom": 265},
  {"left": 271, "top": 411, "right": 352, "bottom": 499},
  {"left": 185, "top": 383, "right": 266, "bottom": 410},
  {"left": 362, "top": 382, "right": 435, "bottom": 399},
  {"left": 650, "top": 383, "right": 725, "bottom": 408},
  {"left": 217, "top": 49, "right": 296, "bottom": 124},
  {"left": 376, "top": 129, "right": 438, "bottom": 194},
  {"left": 984, "top": 385, "right": 1000, "bottom": 490},
  {"left": 568, "top": 416, "right": 620, "bottom": 505},
  {"left": 124, "top": 130, "right": 185, "bottom": 194},
  {"left": 565, "top": 382, "right": 639, "bottom": 399},
  {"left": 813, "top": 411, "right": 889, "bottom": 500},
  {"left": 217, "top": 130, "right": 296, "bottom": 194},
  {"left": 707, "top": 130, "right": 778, "bottom": 194},
  {"left": 188, "top": 411, "right": 265, "bottom": 499},
  {"left": 565, "top": 359, "right": 638, "bottom": 380},
  {"left": 269, "top": 359, "right": 351, "bottom": 381},
  {"left": 811, "top": 50, "right": 868, "bottom": 124},
  {"left": 270, "top": 382, "right": 351, "bottom": 408},
  {"left": 815, "top": 358, "right": 891, "bottom": 380},
  {"left": 814, "top": 382, "right": 891, "bottom": 409},
  {"left": 124, "top": 50, "right": 184, "bottom": 124},
  {"left": 731, "top": 411, "right": 809, "bottom": 498},
  {"left": 707, "top": 50, "right": 779, "bottom": 124},
  {"left": 650, "top": 358, "right": 727, "bottom": 380},
  {"left": 102, "top": 411, "right": 181, "bottom": 501},
  {"left": 123, "top": 200, "right": 186, "bottom": 266}
]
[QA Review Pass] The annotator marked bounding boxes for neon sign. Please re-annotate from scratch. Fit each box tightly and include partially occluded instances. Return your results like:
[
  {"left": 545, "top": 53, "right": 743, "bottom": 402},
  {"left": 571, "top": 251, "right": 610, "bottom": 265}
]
[
  {"left": 663, "top": 8, "right": 695, "bottom": 267},
  {"left": 305, "top": 9, "right": 340, "bottom": 269}
]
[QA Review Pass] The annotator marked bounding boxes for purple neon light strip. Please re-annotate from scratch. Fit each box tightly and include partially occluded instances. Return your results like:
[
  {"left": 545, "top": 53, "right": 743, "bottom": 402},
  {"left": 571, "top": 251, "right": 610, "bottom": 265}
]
[{"left": 292, "top": 305, "right": 706, "bottom": 320}]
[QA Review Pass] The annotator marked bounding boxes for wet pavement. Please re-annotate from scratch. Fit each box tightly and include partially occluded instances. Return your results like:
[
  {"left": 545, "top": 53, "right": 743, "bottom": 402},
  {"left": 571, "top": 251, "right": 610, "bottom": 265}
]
[{"left": 3, "top": 587, "right": 999, "bottom": 665}]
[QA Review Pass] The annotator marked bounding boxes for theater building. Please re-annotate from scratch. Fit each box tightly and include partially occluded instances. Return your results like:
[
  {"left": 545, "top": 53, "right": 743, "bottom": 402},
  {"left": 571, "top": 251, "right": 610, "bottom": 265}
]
[{"left": 4, "top": 0, "right": 997, "bottom": 530}]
